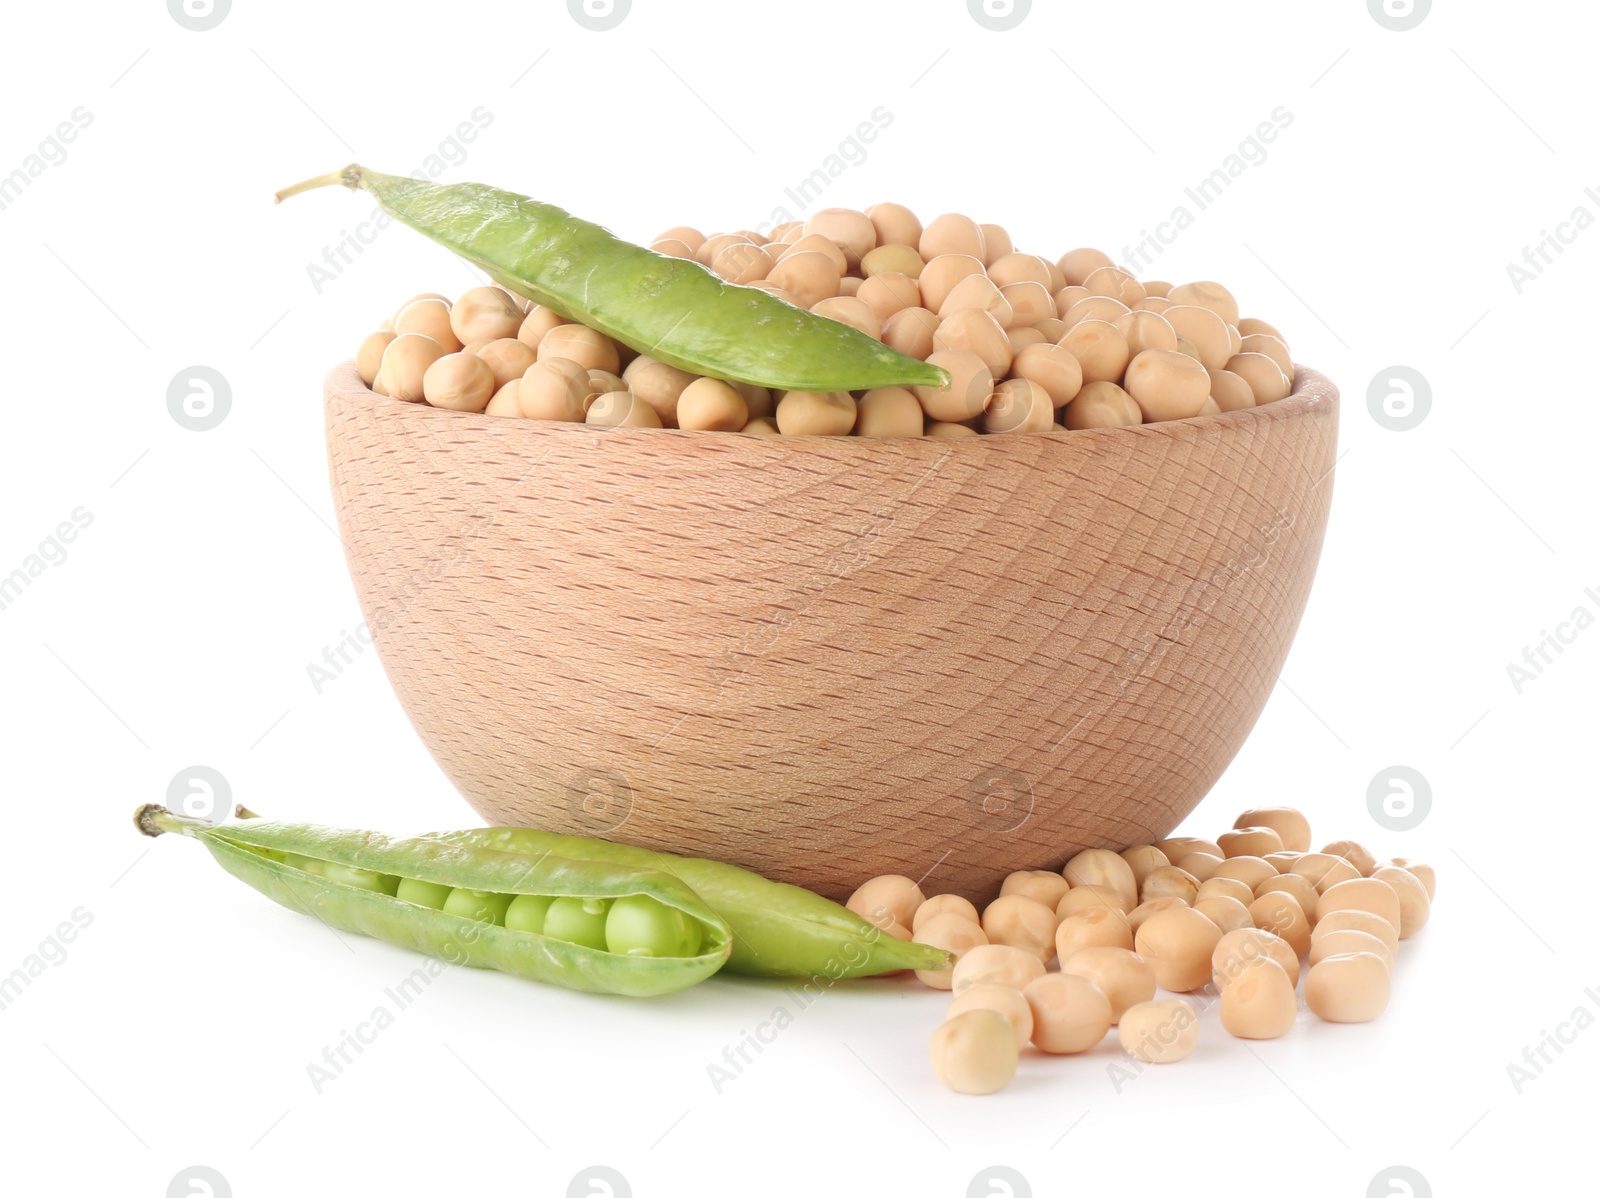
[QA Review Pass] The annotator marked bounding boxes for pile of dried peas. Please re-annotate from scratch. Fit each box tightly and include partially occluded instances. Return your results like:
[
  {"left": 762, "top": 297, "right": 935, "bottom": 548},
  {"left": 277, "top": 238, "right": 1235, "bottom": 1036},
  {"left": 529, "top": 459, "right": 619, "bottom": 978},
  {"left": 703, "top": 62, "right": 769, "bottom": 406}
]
[
  {"left": 846, "top": 806, "right": 1434, "bottom": 1095},
  {"left": 355, "top": 206, "right": 1296, "bottom": 436}
]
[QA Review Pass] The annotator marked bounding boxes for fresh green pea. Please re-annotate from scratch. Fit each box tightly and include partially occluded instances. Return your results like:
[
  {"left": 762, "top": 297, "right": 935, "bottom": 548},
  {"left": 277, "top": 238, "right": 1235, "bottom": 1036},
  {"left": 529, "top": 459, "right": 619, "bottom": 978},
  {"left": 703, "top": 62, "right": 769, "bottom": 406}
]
[
  {"left": 544, "top": 897, "right": 611, "bottom": 950},
  {"left": 284, "top": 854, "right": 327, "bottom": 877},
  {"left": 504, "top": 893, "right": 556, "bottom": 935},
  {"left": 276, "top": 165, "right": 949, "bottom": 394},
  {"left": 606, "top": 894, "right": 702, "bottom": 958},
  {"left": 323, "top": 863, "right": 401, "bottom": 895},
  {"left": 395, "top": 877, "right": 453, "bottom": 909},
  {"left": 442, "top": 888, "right": 515, "bottom": 925}
]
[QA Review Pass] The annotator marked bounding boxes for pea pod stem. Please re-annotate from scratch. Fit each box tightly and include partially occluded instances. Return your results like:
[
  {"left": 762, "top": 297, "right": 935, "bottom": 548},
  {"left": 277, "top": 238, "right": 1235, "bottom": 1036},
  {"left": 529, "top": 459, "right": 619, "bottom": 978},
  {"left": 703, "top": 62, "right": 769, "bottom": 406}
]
[{"left": 272, "top": 167, "right": 360, "bottom": 204}]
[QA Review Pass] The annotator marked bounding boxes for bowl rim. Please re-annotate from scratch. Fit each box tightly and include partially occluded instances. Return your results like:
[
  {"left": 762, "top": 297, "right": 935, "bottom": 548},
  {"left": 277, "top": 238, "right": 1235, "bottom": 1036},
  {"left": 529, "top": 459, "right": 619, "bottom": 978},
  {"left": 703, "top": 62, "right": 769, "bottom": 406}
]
[{"left": 327, "top": 360, "right": 1337, "bottom": 450}]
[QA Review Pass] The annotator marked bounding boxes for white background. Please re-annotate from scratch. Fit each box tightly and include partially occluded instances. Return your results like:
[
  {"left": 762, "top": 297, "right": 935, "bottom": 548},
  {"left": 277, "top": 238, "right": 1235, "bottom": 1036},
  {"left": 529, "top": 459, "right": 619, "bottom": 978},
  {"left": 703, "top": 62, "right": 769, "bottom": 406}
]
[{"left": 2, "top": 1, "right": 1595, "bottom": 1195}]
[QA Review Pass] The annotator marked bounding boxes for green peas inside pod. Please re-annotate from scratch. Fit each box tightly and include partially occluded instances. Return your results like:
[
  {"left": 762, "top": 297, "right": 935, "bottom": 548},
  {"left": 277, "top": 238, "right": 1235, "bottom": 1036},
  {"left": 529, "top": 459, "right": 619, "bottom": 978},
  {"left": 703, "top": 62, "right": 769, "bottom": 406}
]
[
  {"left": 543, "top": 896, "right": 612, "bottom": 950},
  {"left": 605, "top": 894, "right": 703, "bottom": 958},
  {"left": 395, "top": 877, "right": 453, "bottom": 909},
  {"left": 322, "top": 863, "right": 401, "bottom": 895},
  {"left": 504, "top": 893, "right": 556, "bottom": 935},
  {"left": 442, "top": 888, "right": 516, "bottom": 925},
  {"left": 284, "top": 854, "right": 328, "bottom": 878}
]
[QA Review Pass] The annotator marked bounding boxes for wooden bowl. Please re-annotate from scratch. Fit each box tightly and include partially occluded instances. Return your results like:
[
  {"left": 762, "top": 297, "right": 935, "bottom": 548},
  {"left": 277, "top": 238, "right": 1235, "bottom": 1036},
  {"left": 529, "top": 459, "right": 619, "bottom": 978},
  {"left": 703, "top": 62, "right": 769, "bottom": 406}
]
[{"left": 326, "top": 362, "right": 1338, "bottom": 900}]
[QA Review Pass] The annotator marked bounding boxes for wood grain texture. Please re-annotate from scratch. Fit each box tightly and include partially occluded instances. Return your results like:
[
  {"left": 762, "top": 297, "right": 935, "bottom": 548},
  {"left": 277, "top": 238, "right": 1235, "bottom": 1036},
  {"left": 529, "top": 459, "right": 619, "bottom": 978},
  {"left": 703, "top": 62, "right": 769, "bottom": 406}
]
[{"left": 325, "top": 361, "right": 1338, "bottom": 901}]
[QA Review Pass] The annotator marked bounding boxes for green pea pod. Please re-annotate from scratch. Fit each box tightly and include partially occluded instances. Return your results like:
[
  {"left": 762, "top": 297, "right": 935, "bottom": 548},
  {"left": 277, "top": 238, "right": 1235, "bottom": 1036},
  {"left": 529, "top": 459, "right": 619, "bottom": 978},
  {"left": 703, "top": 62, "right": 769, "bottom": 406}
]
[
  {"left": 275, "top": 164, "right": 950, "bottom": 394},
  {"left": 135, "top": 806, "right": 731, "bottom": 998},
  {"left": 410, "top": 825, "right": 952, "bottom": 980}
]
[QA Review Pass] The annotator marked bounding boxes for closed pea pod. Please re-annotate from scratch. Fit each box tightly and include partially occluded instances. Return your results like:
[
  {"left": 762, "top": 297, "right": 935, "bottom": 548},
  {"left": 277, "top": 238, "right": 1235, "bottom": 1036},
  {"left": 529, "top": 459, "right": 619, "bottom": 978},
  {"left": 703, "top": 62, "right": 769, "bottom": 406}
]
[{"left": 278, "top": 166, "right": 946, "bottom": 393}]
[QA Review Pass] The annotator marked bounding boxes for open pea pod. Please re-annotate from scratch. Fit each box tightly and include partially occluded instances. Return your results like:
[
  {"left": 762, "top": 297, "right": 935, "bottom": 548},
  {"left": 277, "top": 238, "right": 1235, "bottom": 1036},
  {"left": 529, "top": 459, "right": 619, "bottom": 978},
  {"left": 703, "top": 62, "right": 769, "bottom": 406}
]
[
  {"left": 415, "top": 826, "right": 953, "bottom": 980},
  {"left": 136, "top": 806, "right": 731, "bottom": 998}
]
